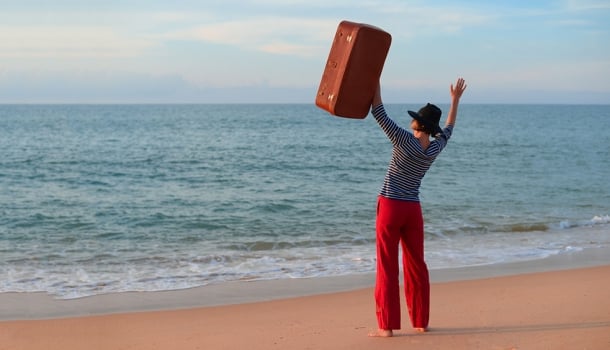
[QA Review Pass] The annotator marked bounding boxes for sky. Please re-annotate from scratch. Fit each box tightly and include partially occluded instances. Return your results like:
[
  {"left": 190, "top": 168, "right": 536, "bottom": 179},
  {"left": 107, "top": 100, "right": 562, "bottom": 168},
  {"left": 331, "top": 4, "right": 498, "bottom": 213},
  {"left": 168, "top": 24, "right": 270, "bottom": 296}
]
[{"left": 0, "top": 0, "right": 609, "bottom": 104}]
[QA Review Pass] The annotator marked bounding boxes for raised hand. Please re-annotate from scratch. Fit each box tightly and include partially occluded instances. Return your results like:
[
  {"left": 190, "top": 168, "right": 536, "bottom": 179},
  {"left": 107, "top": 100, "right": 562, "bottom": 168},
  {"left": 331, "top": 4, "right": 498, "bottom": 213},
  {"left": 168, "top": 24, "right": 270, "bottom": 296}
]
[{"left": 450, "top": 78, "right": 467, "bottom": 101}]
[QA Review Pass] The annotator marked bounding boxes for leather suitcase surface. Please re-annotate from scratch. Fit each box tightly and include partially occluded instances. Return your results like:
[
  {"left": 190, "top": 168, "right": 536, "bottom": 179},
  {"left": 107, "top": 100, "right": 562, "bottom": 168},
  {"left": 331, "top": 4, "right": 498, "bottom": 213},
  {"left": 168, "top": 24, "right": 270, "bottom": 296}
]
[{"left": 315, "top": 21, "right": 391, "bottom": 119}]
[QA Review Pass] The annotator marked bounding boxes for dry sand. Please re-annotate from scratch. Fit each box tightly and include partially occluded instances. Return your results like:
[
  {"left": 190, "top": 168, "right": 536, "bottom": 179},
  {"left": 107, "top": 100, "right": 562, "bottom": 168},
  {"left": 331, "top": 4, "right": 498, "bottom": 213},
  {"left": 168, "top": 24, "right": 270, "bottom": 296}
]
[{"left": 1, "top": 262, "right": 609, "bottom": 350}]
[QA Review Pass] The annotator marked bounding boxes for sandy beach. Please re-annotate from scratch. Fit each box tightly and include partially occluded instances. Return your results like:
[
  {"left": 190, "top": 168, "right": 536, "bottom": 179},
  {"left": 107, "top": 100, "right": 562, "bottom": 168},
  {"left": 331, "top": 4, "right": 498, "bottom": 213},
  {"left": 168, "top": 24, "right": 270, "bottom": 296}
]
[{"left": 1, "top": 250, "right": 609, "bottom": 350}]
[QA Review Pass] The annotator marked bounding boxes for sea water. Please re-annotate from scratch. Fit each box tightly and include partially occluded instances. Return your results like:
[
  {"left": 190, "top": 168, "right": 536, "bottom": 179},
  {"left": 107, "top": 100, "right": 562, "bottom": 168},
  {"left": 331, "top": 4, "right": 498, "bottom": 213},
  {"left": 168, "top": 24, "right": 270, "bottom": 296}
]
[{"left": 0, "top": 104, "right": 608, "bottom": 299}]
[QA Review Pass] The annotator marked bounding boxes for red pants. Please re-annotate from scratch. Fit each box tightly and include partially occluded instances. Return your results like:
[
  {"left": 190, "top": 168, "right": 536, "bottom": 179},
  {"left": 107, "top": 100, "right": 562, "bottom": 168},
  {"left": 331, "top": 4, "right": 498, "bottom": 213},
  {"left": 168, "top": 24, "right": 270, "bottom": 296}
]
[{"left": 374, "top": 196, "right": 430, "bottom": 330}]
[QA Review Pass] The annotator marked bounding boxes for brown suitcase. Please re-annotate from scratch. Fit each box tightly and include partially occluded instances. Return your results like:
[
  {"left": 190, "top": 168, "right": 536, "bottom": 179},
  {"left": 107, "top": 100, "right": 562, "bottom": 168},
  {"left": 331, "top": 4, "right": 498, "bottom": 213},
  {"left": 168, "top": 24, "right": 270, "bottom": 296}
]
[{"left": 315, "top": 21, "right": 392, "bottom": 119}]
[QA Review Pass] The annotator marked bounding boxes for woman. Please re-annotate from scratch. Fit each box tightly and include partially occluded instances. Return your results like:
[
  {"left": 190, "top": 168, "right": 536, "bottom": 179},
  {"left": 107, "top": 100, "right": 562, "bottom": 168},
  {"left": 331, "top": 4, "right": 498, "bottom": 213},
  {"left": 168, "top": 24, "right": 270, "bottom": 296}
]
[{"left": 369, "top": 78, "right": 467, "bottom": 337}]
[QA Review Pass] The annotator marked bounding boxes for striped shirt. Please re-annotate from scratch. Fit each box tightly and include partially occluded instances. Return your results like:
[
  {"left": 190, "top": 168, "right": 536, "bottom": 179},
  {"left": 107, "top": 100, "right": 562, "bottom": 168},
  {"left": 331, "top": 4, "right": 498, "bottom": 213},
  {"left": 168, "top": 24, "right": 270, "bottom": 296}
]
[{"left": 372, "top": 104, "right": 453, "bottom": 202}]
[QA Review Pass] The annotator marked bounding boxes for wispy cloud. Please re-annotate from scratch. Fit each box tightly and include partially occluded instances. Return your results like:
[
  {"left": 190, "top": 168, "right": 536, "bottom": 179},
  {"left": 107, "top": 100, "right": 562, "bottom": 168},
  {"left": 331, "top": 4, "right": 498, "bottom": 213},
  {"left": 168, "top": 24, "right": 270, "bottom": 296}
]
[
  {"left": 0, "top": 26, "right": 154, "bottom": 59},
  {"left": 159, "top": 2, "right": 492, "bottom": 56},
  {"left": 164, "top": 18, "right": 337, "bottom": 57},
  {"left": 564, "top": 0, "right": 610, "bottom": 11}
]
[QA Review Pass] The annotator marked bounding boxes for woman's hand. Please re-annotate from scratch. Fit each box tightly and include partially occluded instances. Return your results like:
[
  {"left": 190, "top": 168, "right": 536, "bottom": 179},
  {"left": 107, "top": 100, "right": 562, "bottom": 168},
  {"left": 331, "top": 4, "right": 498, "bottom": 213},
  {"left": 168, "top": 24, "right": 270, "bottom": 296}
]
[
  {"left": 446, "top": 78, "right": 466, "bottom": 127},
  {"left": 450, "top": 78, "right": 467, "bottom": 101}
]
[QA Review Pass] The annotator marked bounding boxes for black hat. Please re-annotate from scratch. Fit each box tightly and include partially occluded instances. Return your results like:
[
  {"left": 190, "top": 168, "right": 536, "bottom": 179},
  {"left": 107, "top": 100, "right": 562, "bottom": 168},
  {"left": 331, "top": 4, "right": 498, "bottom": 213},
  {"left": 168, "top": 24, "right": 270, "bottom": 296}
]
[{"left": 408, "top": 103, "right": 442, "bottom": 135}]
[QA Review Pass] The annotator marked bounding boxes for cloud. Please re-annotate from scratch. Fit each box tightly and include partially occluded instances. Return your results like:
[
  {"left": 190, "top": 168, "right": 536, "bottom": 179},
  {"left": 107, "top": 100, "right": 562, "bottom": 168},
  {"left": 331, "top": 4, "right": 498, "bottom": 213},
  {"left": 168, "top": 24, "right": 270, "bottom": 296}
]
[
  {"left": 0, "top": 26, "right": 155, "bottom": 59},
  {"left": 259, "top": 42, "right": 324, "bottom": 57},
  {"left": 564, "top": 0, "right": 610, "bottom": 11},
  {"left": 160, "top": 3, "right": 491, "bottom": 57},
  {"left": 363, "top": 2, "right": 493, "bottom": 34},
  {"left": 462, "top": 59, "right": 610, "bottom": 97},
  {"left": 0, "top": 70, "right": 197, "bottom": 103},
  {"left": 0, "top": 69, "right": 318, "bottom": 103},
  {"left": 164, "top": 18, "right": 337, "bottom": 57}
]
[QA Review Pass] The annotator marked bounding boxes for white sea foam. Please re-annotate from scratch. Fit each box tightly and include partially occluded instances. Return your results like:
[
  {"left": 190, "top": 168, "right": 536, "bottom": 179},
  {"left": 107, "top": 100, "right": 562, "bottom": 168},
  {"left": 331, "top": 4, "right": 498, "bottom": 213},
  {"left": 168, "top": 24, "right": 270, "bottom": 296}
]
[{"left": 2, "top": 223, "right": 608, "bottom": 299}]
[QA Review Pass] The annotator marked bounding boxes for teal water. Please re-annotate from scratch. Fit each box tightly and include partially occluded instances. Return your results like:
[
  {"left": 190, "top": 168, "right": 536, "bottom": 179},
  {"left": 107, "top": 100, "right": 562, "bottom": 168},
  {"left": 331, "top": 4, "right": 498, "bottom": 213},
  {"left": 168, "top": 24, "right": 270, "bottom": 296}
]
[{"left": 0, "top": 104, "right": 608, "bottom": 298}]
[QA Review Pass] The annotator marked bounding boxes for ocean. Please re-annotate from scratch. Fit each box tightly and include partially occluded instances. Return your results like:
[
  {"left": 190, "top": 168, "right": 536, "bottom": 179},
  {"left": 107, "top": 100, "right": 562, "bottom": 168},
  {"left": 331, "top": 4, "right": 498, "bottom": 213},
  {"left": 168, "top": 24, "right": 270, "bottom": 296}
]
[{"left": 1, "top": 104, "right": 608, "bottom": 299}]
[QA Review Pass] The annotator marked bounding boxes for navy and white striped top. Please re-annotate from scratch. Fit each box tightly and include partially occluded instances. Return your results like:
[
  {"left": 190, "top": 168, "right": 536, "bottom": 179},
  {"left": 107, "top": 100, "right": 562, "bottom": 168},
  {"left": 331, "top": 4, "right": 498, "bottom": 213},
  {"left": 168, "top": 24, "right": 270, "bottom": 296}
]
[{"left": 372, "top": 104, "right": 453, "bottom": 202}]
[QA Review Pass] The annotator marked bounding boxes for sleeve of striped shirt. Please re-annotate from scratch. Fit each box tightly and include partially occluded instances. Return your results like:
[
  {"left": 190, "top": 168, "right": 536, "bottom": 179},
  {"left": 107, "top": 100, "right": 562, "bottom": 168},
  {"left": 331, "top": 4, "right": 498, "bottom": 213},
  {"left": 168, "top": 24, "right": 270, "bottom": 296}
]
[
  {"left": 371, "top": 104, "right": 411, "bottom": 146},
  {"left": 429, "top": 125, "right": 454, "bottom": 155}
]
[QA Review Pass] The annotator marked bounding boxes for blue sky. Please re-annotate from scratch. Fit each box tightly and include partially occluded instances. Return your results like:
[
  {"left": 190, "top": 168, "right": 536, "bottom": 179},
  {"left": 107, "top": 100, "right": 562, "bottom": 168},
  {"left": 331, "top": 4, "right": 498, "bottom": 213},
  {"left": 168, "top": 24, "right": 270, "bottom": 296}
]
[{"left": 1, "top": 0, "right": 608, "bottom": 104}]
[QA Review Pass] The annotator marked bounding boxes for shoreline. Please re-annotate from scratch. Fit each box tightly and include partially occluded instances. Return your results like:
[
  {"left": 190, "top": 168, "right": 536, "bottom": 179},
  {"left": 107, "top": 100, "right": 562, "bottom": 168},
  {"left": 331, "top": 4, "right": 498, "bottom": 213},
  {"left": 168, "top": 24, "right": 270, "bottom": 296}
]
[
  {"left": 2, "top": 262, "right": 609, "bottom": 349},
  {"left": 2, "top": 246, "right": 610, "bottom": 321}
]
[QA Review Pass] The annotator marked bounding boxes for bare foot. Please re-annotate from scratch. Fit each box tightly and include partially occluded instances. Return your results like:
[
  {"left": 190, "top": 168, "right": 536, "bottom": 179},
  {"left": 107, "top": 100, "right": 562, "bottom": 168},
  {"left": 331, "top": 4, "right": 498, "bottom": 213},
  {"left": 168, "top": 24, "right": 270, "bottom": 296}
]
[
  {"left": 414, "top": 327, "right": 427, "bottom": 333},
  {"left": 368, "top": 329, "right": 393, "bottom": 337}
]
